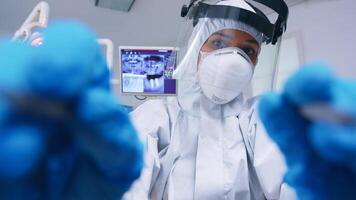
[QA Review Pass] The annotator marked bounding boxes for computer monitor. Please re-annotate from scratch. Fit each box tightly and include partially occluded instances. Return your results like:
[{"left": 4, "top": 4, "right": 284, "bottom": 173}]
[{"left": 119, "top": 46, "right": 178, "bottom": 95}]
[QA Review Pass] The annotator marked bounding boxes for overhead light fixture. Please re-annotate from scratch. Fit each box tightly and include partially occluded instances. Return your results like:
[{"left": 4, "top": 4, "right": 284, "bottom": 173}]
[
  {"left": 13, "top": 1, "right": 49, "bottom": 43},
  {"left": 95, "top": 0, "right": 135, "bottom": 12}
]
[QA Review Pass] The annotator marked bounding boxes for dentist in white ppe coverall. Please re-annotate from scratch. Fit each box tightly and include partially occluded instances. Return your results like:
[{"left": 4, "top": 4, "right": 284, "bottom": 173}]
[{"left": 123, "top": 0, "right": 297, "bottom": 199}]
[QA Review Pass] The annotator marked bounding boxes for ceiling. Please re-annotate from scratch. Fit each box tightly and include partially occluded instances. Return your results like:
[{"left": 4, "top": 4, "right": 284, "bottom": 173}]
[{"left": 284, "top": 0, "right": 307, "bottom": 6}]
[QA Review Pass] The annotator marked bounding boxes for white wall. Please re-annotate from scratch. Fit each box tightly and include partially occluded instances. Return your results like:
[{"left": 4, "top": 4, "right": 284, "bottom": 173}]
[{"left": 285, "top": 0, "right": 356, "bottom": 78}]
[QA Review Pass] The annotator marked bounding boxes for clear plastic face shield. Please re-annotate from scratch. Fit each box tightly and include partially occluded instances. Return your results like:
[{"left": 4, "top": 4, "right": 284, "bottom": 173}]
[{"left": 175, "top": 0, "right": 288, "bottom": 98}]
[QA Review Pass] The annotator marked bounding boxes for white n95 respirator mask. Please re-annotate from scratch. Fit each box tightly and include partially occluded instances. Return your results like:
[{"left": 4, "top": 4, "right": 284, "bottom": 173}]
[{"left": 198, "top": 47, "right": 254, "bottom": 104}]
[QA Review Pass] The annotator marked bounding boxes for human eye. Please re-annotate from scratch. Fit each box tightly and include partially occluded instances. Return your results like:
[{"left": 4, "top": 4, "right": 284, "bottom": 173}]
[
  {"left": 210, "top": 39, "right": 229, "bottom": 50},
  {"left": 241, "top": 47, "right": 256, "bottom": 57},
  {"left": 241, "top": 47, "right": 258, "bottom": 61}
]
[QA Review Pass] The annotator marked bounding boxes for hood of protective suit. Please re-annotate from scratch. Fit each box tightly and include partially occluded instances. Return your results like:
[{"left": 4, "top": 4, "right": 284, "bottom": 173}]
[{"left": 171, "top": 0, "right": 262, "bottom": 117}]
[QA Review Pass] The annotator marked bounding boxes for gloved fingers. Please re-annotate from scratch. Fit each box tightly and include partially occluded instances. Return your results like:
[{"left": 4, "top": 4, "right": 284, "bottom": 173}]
[
  {"left": 0, "top": 41, "right": 34, "bottom": 92},
  {"left": 309, "top": 121, "right": 356, "bottom": 166},
  {"left": 331, "top": 79, "right": 356, "bottom": 118},
  {"left": 42, "top": 21, "right": 110, "bottom": 91},
  {"left": 1, "top": 21, "right": 109, "bottom": 101},
  {"left": 76, "top": 121, "right": 143, "bottom": 182},
  {"left": 27, "top": 21, "right": 107, "bottom": 99},
  {"left": 258, "top": 92, "right": 310, "bottom": 157},
  {"left": 74, "top": 88, "right": 143, "bottom": 179},
  {"left": 76, "top": 88, "right": 128, "bottom": 124},
  {"left": 42, "top": 21, "right": 99, "bottom": 56},
  {"left": 0, "top": 97, "right": 11, "bottom": 126},
  {"left": 282, "top": 63, "right": 335, "bottom": 106},
  {"left": 259, "top": 92, "right": 318, "bottom": 190},
  {"left": 0, "top": 125, "right": 44, "bottom": 180},
  {"left": 75, "top": 87, "right": 142, "bottom": 156},
  {"left": 263, "top": 64, "right": 356, "bottom": 200}
]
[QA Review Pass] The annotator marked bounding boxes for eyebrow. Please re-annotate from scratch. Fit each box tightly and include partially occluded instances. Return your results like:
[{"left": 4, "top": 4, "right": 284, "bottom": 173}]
[
  {"left": 213, "top": 33, "right": 260, "bottom": 46},
  {"left": 212, "top": 32, "right": 232, "bottom": 40},
  {"left": 245, "top": 39, "right": 259, "bottom": 46}
]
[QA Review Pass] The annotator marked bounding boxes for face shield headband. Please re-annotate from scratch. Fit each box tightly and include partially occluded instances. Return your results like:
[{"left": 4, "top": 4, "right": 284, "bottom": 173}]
[{"left": 181, "top": 0, "right": 289, "bottom": 45}]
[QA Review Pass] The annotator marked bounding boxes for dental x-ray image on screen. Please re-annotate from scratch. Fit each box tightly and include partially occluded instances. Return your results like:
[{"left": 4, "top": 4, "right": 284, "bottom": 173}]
[{"left": 120, "top": 46, "right": 177, "bottom": 95}]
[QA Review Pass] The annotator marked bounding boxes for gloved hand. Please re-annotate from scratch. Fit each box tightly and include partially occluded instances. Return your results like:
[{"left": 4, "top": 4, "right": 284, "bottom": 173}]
[
  {"left": 258, "top": 64, "right": 356, "bottom": 200},
  {"left": 0, "top": 21, "right": 143, "bottom": 200}
]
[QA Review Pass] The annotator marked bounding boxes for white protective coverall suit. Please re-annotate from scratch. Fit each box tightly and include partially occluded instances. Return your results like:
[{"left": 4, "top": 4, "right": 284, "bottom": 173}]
[{"left": 123, "top": 0, "right": 297, "bottom": 199}]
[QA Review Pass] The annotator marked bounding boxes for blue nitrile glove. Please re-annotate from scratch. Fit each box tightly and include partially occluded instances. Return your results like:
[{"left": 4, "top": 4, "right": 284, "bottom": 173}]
[
  {"left": 0, "top": 21, "right": 143, "bottom": 200},
  {"left": 258, "top": 64, "right": 356, "bottom": 200}
]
